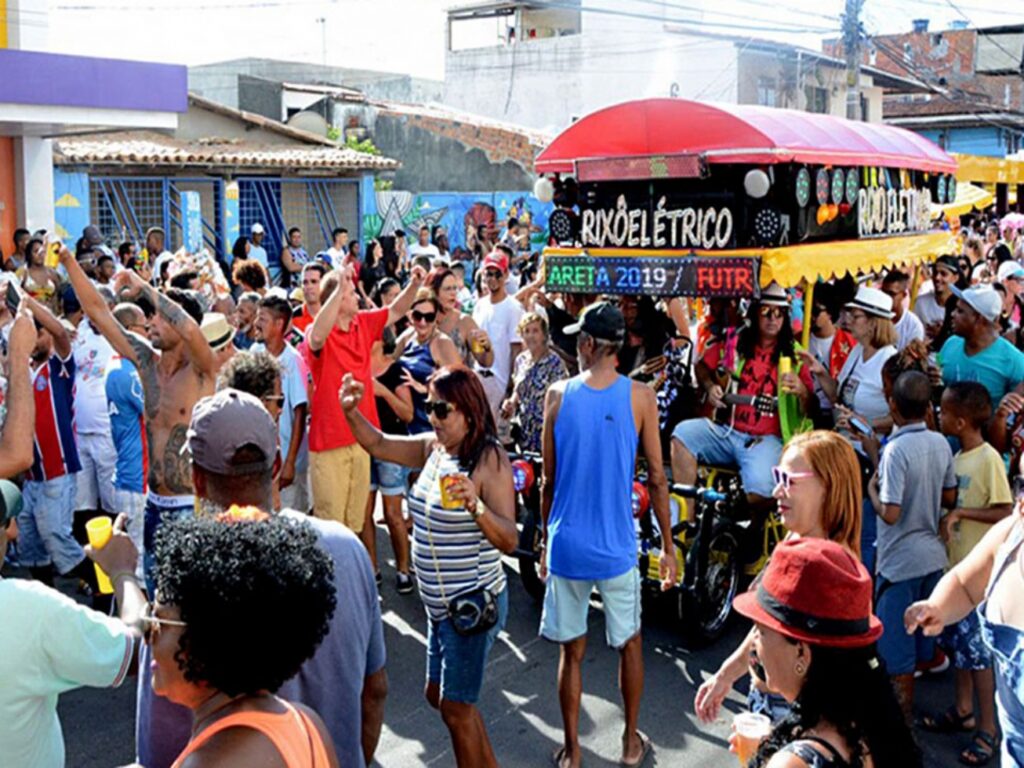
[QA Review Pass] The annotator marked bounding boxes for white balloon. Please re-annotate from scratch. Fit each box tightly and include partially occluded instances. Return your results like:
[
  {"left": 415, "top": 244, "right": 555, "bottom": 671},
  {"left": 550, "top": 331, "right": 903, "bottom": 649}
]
[
  {"left": 534, "top": 176, "right": 555, "bottom": 203},
  {"left": 744, "top": 169, "right": 771, "bottom": 199}
]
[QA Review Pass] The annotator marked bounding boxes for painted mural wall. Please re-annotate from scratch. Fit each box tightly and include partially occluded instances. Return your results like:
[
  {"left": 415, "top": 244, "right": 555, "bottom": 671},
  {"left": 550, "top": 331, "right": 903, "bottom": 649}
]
[
  {"left": 362, "top": 189, "right": 554, "bottom": 252},
  {"left": 53, "top": 169, "right": 91, "bottom": 245}
]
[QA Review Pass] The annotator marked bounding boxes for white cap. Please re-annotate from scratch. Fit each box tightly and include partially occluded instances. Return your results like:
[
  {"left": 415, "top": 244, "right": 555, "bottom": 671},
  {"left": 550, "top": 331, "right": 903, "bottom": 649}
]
[
  {"left": 251, "top": 223, "right": 264, "bottom": 234},
  {"left": 997, "top": 260, "right": 1024, "bottom": 283},
  {"left": 951, "top": 285, "right": 1002, "bottom": 324}
]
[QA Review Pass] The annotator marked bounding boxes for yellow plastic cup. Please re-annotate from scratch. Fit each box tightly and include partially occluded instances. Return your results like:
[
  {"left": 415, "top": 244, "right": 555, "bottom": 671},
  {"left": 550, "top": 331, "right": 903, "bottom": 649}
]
[
  {"left": 439, "top": 474, "right": 465, "bottom": 510},
  {"left": 85, "top": 516, "right": 114, "bottom": 595},
  {"left": 778, "top": 356, "right": 792, "bottom": 375}
]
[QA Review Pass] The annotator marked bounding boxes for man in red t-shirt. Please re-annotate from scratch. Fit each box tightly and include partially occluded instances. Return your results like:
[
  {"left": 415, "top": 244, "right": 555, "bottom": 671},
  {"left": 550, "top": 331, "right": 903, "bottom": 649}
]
[
  {"left": 670, "top": 283, "right": 813, "bottom": 504},
  {"left": 305, "top": 263, "right": 426, "bottom": 531}
]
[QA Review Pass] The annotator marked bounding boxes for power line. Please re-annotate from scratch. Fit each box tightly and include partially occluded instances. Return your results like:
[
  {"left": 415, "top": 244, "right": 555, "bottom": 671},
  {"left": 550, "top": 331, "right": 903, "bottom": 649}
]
[{"left": 619, "top": 0, "right": 841, "bottom": 25}]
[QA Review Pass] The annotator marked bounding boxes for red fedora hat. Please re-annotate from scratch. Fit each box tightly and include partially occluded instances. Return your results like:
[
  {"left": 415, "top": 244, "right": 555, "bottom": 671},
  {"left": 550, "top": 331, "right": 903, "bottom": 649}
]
[{"left": 733, "top": 538, "right": 883, "bottom": 649}]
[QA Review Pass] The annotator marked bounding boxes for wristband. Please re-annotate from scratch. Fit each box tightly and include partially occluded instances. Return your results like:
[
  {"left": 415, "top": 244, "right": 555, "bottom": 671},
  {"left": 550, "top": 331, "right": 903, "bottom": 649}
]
[{"left": 110, "top": 570, "right": 139, "bottom": 585}]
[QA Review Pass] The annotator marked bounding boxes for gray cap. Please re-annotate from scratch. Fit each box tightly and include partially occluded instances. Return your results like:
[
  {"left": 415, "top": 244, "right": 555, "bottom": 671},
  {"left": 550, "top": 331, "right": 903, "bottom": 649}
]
[
  {"left": 0, "top": 480, "right": 23, "bottom": 525},
  {"left": 83, "top": 224, "right": 104, "bottom": 245},
  {"left": 185, "top": 389, "right": 277, "bottom": 475}
]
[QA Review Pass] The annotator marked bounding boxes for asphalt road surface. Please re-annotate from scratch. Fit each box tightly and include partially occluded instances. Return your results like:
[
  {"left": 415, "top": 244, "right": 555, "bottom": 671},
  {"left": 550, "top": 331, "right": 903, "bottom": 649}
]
[{"left": 54, "top": 522, "right": 983, "bottom": 768}]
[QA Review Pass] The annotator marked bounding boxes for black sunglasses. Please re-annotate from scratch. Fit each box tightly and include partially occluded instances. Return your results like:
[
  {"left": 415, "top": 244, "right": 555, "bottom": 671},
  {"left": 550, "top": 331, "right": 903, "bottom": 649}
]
[
  {"left": 424, "top": 399, "right": 455, "bottom": 419},
  {"left": 411, "top": 310, "right": 437, "bottom": 323}
]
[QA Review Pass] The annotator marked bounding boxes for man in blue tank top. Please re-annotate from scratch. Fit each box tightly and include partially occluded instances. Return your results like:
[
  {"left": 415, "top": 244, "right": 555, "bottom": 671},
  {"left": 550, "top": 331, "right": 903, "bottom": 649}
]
[{"left": 539, "top": 301, "right": 677, "bottom": 768}]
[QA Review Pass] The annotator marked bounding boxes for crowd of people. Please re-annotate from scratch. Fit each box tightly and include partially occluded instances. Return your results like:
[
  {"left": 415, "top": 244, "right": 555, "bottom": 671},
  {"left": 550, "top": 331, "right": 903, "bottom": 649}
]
[{"left": 0, "top": 211, "right": 1022, "bottom": 768}]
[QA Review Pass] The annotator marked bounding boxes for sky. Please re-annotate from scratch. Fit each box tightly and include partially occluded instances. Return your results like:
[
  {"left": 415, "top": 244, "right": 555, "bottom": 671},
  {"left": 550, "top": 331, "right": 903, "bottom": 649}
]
[{"left": 32, "top": 0, "right": 1024, "bottom": 82}]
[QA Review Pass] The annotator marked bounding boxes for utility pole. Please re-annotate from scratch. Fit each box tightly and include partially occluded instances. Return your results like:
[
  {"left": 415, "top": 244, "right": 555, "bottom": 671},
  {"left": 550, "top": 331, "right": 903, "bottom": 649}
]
[
  {"left": 843, "top": 0, "right": 864, "bottom": 120},
  {"left": 317, "top": 16, "right": 327, "bottom": 68}
]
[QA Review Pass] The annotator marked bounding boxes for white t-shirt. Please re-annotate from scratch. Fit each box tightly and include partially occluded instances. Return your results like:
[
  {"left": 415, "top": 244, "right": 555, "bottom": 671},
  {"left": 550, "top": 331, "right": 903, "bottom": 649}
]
[
  {"left": 894, "top": 310, "right": 925, "bottom": 351},
  {"left": 473, "top": 296, "right": 524, "bottom": 386},
  {"left": 836, "top": 343, "right": 898, "bottom": 423},
  {"left": 325, "top": 246, "right": 346, "bottom": 266},
  {"left": 409, "top": 243, "right": 440, "bottom": 259},
  {"left": 913, "top": 291, "right": 948, "bottom": 330},
  {"left": 252, "top": 342, "right": 309, "bottom": 473},
  {"left": 72, "top": 321, "right": 114, "bottom": 434},
  {"left": 0, "top": 579, "right": 133, "bottom": 768},
  {"left": 807, "top": 333, "right": 836, "bottom": 410}
]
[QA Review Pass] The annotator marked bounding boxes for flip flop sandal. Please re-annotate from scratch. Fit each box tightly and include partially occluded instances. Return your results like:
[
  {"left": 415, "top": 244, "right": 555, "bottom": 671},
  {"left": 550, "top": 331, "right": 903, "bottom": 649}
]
[
  {"left": 621, "top": 730, "right": 653, "bottom": 768},
  {"left": 552, "top": 746, "right": 579, "bottom": 768},
  {"left": 920, "top": 705, "right": 976, "bottom": 733},
  {"left": 959, "top": 730, "right": 998, "bottom": 766}
]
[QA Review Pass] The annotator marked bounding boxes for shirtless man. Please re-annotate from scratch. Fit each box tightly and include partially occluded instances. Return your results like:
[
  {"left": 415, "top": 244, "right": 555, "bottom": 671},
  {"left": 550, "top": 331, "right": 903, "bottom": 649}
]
[{"left": 59, "top": 247, "right": 217, "bottom": 582}]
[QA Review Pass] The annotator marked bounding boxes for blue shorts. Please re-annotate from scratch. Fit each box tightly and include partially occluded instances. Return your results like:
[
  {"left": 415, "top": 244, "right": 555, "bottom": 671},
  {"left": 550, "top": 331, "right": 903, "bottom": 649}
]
[
  {"left": 370, "top": 459, "right": 410, "bottom": 497},
  {"left": 143, "top": 494, "right": 193, "bottom": 596},
  {"left": 941, "top": 608, "right": 993, "bottom": 671},
  {"left": 876, "top": 570, "right": 943, "bottom": 676},
  {"left": 540, "top": 567, "right": 641, "bottom": 649},
  {"left": 426, "top": 587, "right": 508, "bottom": 704},
  {"left": 17, "top": 474, "right": 82, "bottom": 574},
  {"left": 671, "top": 419, "right": 782, "bottom": 498}
]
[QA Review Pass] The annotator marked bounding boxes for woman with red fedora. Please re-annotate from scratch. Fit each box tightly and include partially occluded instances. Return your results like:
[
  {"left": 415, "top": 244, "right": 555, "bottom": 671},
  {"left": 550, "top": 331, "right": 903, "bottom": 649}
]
[{"left": 732, "top": 538, "right": 920, "bottom": 768}]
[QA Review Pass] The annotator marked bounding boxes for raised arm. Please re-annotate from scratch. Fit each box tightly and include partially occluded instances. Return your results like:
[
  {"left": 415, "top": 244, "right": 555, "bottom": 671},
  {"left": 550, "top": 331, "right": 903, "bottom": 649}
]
[
  {"left": 115, "top": 270, "right": 216, "bottom": 378},
  {"left": 339, "top": 374, "right": 432, "bottom": 468},
  {"left": 0, "top": 308, "right": 37, "bottom": 476},
  {"left": 59, "top": 246, "right": 144, "bottom": 362},
  {"left": 385, "top": 265, "right": 428, "bottom": 327},
  {"left": 22, "top": 292, "right": 70, "bottom": 360}
]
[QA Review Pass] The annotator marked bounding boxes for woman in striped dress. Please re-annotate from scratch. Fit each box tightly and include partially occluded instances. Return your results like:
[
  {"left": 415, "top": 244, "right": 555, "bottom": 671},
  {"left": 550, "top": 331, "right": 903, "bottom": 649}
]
[{"left": 339, "top": 365, "right": 518, "bottom": 768}]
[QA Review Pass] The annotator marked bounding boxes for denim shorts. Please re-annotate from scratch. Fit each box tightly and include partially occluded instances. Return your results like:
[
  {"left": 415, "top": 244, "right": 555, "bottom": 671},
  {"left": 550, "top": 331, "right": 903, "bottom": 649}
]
[
  {"left": 748, "top": 685, "right": 792, "bottom": 724},
  {"left": 941, "top": 608, "right": 993, "bottom": 671},
  {"left": 17, "top": 474, "right": 82, "bottom": 574},
  {"left": 370, "top": 459, "right": 410, "bottom": 497},
  {"left": 540, "top": 567, "right": 642, "bottom": 649},
  {"left": 426, "top": 587, "right": 508, "bottom": 704},
  {"left": 671, "top": 418, "right": 782, "bottom": 498},
  {"left": 876, "top": 570, "right": 943, "bottom": 676}
]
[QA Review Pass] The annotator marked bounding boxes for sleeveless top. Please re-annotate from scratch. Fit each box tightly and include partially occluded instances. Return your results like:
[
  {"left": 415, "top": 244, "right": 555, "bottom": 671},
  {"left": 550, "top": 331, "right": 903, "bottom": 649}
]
[
  {"left": 978, "top": 518, "right": 1024, "bottom": 765},
  {"left": 443, "top": 314, "right": 472, "bottom": 365},
  {"left": 778, "top": 737, "right": 851, "bottom": 768},
  {"left": 406, "top": 447, "right": 506, "bottom": 621},
  {"left": 548, "top": 375, "right": 638, "bottom": 581},
  {"left": 170, "top": 702, "right": 330, "bottom": 768},
  {"left": 399, "top": 335, "right": 438, "bottom": 434}
]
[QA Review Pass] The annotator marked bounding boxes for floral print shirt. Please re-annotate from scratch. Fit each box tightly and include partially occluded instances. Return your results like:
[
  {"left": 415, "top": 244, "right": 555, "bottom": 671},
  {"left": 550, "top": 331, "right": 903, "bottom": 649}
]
[{"left": 511, "top": 349, "right": 567, "bottom": 452}]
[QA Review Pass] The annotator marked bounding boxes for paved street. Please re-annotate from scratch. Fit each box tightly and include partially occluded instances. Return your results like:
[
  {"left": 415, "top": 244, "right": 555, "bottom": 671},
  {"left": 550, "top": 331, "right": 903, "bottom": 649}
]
[{"left": 57, "top": 522, "right": 976, "bottom": 767}]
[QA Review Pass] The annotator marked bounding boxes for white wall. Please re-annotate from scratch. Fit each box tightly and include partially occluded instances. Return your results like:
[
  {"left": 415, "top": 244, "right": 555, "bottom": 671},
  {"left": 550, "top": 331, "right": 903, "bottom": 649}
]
[
  {"left": 6, "top": 0, "right": 49, "bottom": 50},
  {"left": 444, "top": 23, "right": 737, "bottom": 134},
  {"left": 13, "top": 137, "right": 54, "bottom": 234}
]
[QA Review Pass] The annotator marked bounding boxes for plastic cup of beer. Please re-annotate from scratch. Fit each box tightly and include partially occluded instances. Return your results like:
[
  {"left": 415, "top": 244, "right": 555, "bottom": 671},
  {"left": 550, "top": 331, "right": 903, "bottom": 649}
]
[
  {"left": 470, "top": 336, "right": 486, "bottom": 356},
  {"left": 733, "top": 711, "right": 772, "bottom": 765},
  {"left": 439, "top": 474, "right": 465, "bottom": 510},
  {"left": 778, "top": 356, "right": 792, "bottom": 375},
  {"left": 84, "top": 516, "right": 115, "bottom": 595}
]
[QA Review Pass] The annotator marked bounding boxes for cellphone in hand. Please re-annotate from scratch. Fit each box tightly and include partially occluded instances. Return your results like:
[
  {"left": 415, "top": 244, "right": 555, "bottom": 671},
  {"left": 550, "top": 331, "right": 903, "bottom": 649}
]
[
  {"left": 5, "top": 281, "right": 20, "bottom": 315},
  {"left": 849, "top": 415, "right": 872, "bottom": 435}
]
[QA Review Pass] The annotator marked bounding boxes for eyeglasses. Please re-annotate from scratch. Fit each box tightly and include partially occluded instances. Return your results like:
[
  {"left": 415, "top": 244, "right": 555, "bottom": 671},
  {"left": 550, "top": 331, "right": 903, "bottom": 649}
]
[
  {"left": 411, "top": 310, "right": 437, "bottom": 323},
  {"left": 424, "top": 399, "right": 455, "bottom": 419},
  {"left": 262, "top": 394, "right": 285, "bottom": 408},
  {"left": 771, "top": 466, "right": 816, "bottom": 493},
  {"left": 759, "top": 306, "right": 786, "bottom": 319},
  {"left": 484, "top": 269, "right": 504, "bottom": 280},
  {"left": 141, "top": 602, "right": 187, "bottom": 644}
]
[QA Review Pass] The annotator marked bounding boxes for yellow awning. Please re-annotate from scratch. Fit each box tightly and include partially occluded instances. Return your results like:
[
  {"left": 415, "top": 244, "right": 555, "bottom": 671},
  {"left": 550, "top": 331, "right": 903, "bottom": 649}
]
[
  {"left": 931, "top": 182, "right": 994, "bottom": 219},
  {"left": 952, "top": 153, "right": 1024, "bottom": 185},
  {"left": 544, "top": 231, "right": 957, "bottom": 290}
]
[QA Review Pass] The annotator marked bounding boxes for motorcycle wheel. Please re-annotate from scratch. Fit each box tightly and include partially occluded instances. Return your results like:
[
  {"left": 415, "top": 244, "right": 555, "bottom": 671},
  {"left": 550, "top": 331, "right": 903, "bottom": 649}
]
[
  {"left": 678, "top": 522, "right": 741, "bottom": 647},
  {"left": 517, "top": 513, "right": 546, "bottom": 602}
]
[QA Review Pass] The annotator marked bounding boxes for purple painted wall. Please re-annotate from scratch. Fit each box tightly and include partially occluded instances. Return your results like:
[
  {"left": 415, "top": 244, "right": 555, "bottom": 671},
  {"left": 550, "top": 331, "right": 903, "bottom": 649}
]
[{"left": 0, "top": 50, "right": 187, "bottom": 112}]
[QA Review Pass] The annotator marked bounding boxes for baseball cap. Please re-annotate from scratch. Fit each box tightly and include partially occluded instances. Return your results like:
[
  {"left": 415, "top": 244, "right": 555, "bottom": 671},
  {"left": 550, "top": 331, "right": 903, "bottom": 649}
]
[
  {"left": 251, "top": 223, "right": 265, "bottom": 234},
  {"left": 564, "top": 301, "right": 626, "bottom": 343},
  {"left": 951, "top": 284, "right": 1002, "bottom": 323},
  {"left": 185, "top": 389, "right": 278, "bottom": 475},
  {"left": 482, "top": 251, "right": 509, "bottom": 275},
  {"left": 83, "top": 224, "right": 104, "bottom": 246},
  {"left": 733, "top": 538, "right": 882, "bottom": 649},
  {"left": 997, "top": 261, "right": 1024, "bottom": 283},
  {"left": 200, "top": 313, "right": 235, "bottom": 351},
  {"left": 0, "top": 480, "right": 23, "bottom": 526},
  {"left": 933, "top": 255, "right": 961, "bottom": 277}
]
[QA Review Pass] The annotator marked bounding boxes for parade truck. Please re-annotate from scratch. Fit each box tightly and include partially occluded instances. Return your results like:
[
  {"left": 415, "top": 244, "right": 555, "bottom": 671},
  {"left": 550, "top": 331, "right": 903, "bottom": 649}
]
[{"left": 514, "top": 97, "right": 959, "bottom": 645}]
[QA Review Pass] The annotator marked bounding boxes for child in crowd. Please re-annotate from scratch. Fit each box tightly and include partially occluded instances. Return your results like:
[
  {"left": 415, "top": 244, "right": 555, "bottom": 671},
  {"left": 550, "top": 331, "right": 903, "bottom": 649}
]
[
  {"left": 924, "top": 381, "right": 1011, "bottom": 765},
  {"left": 867, "top": 370, "right": 957, "bottom": 722}
]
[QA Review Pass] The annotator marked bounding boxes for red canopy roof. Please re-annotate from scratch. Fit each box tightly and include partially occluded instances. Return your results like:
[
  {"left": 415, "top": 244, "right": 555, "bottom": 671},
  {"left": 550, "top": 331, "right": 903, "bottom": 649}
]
[{"left": 535, "top": 99, "right": 957, "bottom": 176}]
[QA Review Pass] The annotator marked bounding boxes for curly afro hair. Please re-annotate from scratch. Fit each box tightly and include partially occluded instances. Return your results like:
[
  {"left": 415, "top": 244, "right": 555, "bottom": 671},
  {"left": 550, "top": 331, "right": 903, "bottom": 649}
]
[
  {"left": 217, "top": 350, "right": 281, "bottom": 400},
  {"left": 153, "top": 515, "right": 336, "bottom": 697}
]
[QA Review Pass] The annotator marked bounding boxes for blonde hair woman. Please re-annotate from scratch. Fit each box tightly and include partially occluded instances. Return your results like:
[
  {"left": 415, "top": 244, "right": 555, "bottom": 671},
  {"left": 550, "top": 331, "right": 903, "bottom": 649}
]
[{"left": 694, "top": 430, "right": 863, "bottom": 724}]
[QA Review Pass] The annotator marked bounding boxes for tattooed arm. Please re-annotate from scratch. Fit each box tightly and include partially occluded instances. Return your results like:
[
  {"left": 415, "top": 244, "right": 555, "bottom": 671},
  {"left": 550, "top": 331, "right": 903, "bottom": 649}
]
[{"left": 115, "top": 270, "right": 217, "bottom": 378}]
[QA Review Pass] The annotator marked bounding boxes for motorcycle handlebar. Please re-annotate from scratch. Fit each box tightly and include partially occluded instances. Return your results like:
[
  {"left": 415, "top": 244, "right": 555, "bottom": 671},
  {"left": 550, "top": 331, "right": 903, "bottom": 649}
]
[{"left": 670, "top": 484, "right": 727, "bottom": 503}]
